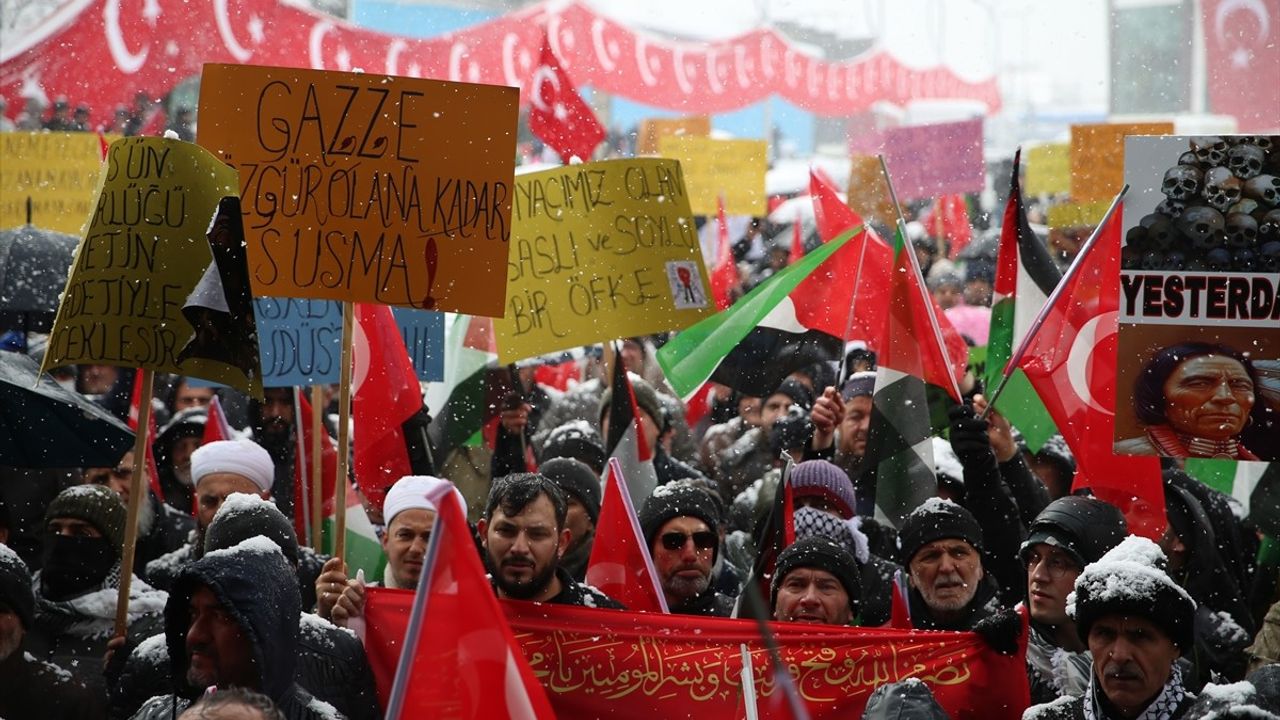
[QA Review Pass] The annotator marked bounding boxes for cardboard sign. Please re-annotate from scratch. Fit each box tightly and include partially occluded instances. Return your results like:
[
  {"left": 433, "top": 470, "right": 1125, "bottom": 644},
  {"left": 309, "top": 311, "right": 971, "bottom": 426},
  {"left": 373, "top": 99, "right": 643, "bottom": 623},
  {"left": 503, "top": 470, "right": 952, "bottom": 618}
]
[
  {"left": 0, "top": 132, "right": 117, "bottom": 234},
  {"left": 252, "top": 298, "right": 443, "bottom": 386},
  {"left": 1024, "top": 143, "right": 1071, "bottom": 196},
  {"left": 196, "top": 63, "right": 519, "bottom": 316},
  {"left": 657, "top": 136, "right": 767, "bottom": 216},
  {"left": 1114, "top": 134, "right": 1279, "bottom": 461},
  {"left": 1046, "top": 200, "right": 1113, "bottom": 229},
  {"left": 846, "top": 154, "right": 898, "bottom": 229},
  {"left": 495, "top": 159, "right": 712, "bottom": 363},
  {"left": 1069, "top": 122, "right": 1174, "bottom": 202},
  {"left": 882, "top": 119, "right": 984, "bottom": 202},
  {"left": 43, "top": 136, "right": 259, "bottom": 393},
  {"left": 636, "top": 116, "right": 711, "bottom": 155}
]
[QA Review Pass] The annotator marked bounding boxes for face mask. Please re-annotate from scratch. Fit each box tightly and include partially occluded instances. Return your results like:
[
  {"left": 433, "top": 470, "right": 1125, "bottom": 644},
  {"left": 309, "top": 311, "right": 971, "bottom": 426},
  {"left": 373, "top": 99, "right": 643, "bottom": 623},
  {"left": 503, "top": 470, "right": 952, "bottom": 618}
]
[{"left": 40, "top": 535, "right": 116, "bottom": 601}]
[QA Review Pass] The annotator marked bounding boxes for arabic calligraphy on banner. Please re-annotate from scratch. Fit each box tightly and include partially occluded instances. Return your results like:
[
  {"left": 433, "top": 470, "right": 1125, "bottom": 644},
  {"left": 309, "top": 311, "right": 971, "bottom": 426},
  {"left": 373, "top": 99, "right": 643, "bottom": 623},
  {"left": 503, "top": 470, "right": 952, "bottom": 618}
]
[{"left": 362, "top": 588, "right": 1030, "bottom": 719}]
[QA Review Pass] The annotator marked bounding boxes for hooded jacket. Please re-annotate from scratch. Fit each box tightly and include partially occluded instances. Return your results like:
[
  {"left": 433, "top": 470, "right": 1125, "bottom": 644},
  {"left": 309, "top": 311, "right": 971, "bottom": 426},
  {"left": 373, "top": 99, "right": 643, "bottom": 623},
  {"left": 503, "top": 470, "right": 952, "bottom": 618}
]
[
  {"left": 129, "top": 537, "right": 343, "bottom": 720},
  {"left": 860, "top": 678, "right": 950, "bottom": 720}
]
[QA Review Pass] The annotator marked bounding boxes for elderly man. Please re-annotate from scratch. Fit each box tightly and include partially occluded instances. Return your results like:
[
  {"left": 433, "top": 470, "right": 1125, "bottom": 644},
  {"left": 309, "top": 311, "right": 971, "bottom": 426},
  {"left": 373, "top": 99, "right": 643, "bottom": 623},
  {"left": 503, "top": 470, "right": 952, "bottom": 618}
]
[
  {"left": 1117, "top": 342, "right": 1260, "bottom": 460},
  {"left": 1027, "top": 535, "right": 1198, "bottom": 720},
  {"left": 807, "top": 371, "right": 875, "bottom": 485},
  {"left": 82, "top": 450, "right": 193, "bottom": 579},
  {"left": 479, "top": 473, "right": 623, "bottom": 608},
  {"left": 146, "top": 439, "right": 275, "bottom": 591},
  {"left": 131, "top": 537, "right": 340, "bottom": 719},
  {"left": 639, "top": 482, "right": 734, "bottom": 616},
  {"left": 1020, "top": 496, "right": 1129, "bottom": 704},
  {"left": 316, "top": 475, "right": 462, "bottom": 625},
  {"left": 770, "top": 536, "right": 861, "bottom": 626}
]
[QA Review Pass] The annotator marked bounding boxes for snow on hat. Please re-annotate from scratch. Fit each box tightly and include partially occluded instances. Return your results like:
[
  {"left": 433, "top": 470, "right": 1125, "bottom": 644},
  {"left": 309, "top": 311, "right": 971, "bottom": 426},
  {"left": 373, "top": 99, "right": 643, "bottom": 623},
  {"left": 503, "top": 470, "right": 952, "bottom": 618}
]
[
  {"left": 0, "top": 543, "right": 35, "bottom": 630},
  {"left": 770, "top": 535, "right": 862, "bottom": 619},
  {"left": 792, "top": 505, "right": 870, "bottom": 564},
  {"left": 541, "top": 420, "right": 606, "bottom": 475},
  {"left": 896, "top": 497, "right": 983, "bottom": 565},
  {"left": 191, "top": 439, "right": 274, "bottom": 493},
  {"left": 1020, "top": 496, "right": 1128, "bottom": 570},
  {"left": 770, "top": 378, "right": 814, "bottom": 411},
  {"left": 540, "top": 457, "right": 601, "bottom": 525},
  {"left": 205, "top": 492, "right": 299, "bottom": 568},
  {"left": 790, "top": 460, "right": 857, "bottom": 520},
  {"left": 1068, "top": 535, "right": 1197, "bottom": 652},
  {"left": 638, "top": 482, "right": 721, "bottom": 555},
  {"left": 840, "top": 371, "right": 877, "bottom": 401},
  {"left": 45, "top": 484, "right": 127, "bottom": 552},
  {"left": 382, "top": 476, "right": 464, "bottom": 526}
]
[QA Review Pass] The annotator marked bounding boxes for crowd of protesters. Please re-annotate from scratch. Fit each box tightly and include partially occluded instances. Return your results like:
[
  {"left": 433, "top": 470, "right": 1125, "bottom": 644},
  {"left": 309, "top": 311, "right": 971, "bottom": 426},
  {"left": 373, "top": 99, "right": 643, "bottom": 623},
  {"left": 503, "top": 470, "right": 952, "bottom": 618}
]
[{"left": 0, "top": 90, "right": 194, "bottom": 139}]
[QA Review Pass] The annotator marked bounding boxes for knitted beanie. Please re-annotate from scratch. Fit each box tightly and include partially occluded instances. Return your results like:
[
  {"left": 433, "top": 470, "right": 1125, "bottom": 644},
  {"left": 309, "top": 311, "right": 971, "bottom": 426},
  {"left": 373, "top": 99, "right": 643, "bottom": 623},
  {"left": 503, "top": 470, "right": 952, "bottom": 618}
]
[
  {"left": 638, "top": 482, "right": 721, "bottom": 552},
  {"left": 204, "top": 492, "right": 300, "bottom": 567},
  {"left": 45, "top": 484, "right": 127, "bottom": 552},
  {"left": 541, "top": 421, "right": 607, "bottom": 475},
  {"left": 896, "top": 497, "right": 983, "bottom": 565},
  {"left": 541, "top": 457, "right": 602, "bottom": 525},
  {"left": 0, "top": 543, "right": 34, "bottom": 630},
  {"left": 770, "top": 536, "right": 862, "bottom": 618},
  {"left": 790, "top": 460, "right": 857, "bottom": 519}
]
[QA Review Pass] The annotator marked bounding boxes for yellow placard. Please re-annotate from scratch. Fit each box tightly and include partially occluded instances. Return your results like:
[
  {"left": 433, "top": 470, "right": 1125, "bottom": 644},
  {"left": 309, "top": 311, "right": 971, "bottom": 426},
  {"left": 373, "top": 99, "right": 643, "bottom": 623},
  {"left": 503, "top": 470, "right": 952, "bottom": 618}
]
[
  {"left": 637, "top": 116, "right": 711, "bottom": 155},
  {"left": 495, "top": 159, "right": 712, "bottom": 363},
  {"left": 1024, "top": 143, "right": 1070, "bottom": 196},
  {"left": 1070, "top": 122, "right": 1173, "bottom": 202},
  {"left": 657, "top": 136, "right": 767, "bottom": 216},
  {"left": 196, "top": 63, "right": 519, "bottom": 316},
  {"left": 1046, "top": 200, "right": 1113, "bottom": 229},
  {"left": 0, "top": 132, "right": 118, "bottom": 234},
  {"left": 42, "top": 137, "right": 260, "bottom": 394},
  {"left": 846, "top": 154, "right": 897, "bottom": 228}
]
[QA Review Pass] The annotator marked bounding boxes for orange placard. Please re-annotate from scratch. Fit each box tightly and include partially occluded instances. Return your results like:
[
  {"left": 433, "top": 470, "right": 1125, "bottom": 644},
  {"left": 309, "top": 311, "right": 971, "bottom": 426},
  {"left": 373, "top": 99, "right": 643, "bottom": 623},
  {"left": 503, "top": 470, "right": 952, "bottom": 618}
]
[
  {"left": 636, "top": 116, "right": 711, "bottom": 155},
  {"left": 1069, "top": 122, "right": 1173, "bottom": 202},
  {"left": 197, "top": 63, "right": 519, "bottom": 316},
  {"left": 846, "top": 154, "right": 897, "bottom": 228}
]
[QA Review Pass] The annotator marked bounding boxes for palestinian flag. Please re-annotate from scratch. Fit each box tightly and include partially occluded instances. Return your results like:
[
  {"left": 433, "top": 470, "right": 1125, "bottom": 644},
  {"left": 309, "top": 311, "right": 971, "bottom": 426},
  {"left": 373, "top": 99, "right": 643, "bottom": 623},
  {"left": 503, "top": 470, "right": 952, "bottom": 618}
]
[
  {"left": 424, "top": 315, "right": 498, "bottom": 456},
  {"left": 986, "top": 150, "right": 1060, "bottom": 451},
  {"left": 862, "top": 225, "right": 960, "bottom": 528},
  {"left": 1187, "top": 459, "right": 1274, "bottom": 514},
  {"left": 604, "top": 352, "right": 659, "bottom": 510},
  {"left": 322, "top": 483, "right": 387, "bottom": 583},
  {"left": 656, "top": 225, "right": 867, "bottom": 400}
]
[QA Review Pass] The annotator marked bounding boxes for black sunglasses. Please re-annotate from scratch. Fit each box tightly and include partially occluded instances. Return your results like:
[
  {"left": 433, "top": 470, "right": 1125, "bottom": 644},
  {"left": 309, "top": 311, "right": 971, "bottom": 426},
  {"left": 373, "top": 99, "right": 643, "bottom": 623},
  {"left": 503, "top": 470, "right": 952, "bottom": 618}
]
[{"left": 660, "top": 531, "right": 717, "bottom": 552}]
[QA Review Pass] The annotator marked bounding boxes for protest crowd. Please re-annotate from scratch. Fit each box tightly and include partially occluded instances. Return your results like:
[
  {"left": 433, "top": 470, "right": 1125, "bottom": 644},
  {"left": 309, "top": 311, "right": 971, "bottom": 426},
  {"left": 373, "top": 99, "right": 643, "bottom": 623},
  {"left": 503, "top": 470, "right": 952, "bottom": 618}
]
[{"left": 2, "top": 2, "right": 1279, "bottom": 719}]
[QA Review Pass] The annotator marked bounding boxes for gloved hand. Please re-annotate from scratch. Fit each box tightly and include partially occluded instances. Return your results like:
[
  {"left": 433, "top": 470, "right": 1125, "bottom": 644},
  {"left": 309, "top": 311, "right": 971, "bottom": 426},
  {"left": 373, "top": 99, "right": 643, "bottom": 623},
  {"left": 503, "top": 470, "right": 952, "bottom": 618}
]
[
  {"left": 973, "top": 606, "right": 1021, "bottom": 655},
  {"left": 948, "top": 403, "right": 994, "bottom": 467}
]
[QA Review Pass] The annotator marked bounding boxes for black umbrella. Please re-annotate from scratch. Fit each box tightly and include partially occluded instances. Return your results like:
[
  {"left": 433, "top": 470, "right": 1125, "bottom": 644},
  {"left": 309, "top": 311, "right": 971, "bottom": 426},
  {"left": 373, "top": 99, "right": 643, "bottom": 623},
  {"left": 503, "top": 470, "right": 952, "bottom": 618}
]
[
  {"left": 0, "top": 351, "right": 134, "bottom": 468},
  {"left": 0, "top": 202, "right": 79, "bottom": 333}
]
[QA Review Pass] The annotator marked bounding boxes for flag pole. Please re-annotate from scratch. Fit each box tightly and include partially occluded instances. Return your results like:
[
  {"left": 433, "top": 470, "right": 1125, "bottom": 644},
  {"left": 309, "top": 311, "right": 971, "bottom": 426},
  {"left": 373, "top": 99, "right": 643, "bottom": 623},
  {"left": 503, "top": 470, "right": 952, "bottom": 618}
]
[
  {"left": 739, "top": 643, "right": 759, "bottom": 720},
  {"left": 333, "top": 302, "right": 356, "bottom": 561},
  {"left": 979, "top": 184, "right": 1129, "bottom": 419},
  {"left": 292, "top": 390, "right": 310, "bottom": 548},
  {"left": 383, "top": 497, "right": 447, "bottom": 720},
  {"left": 114, "top": 367, "right": 153, "bottom": 637},
  {"left": 838, "top": 209, "right": 873, "bottom": 385},
  {"left": 877, "top": 155, "right": 964, "bottom": 402},
  {"left": 310, "top": 385, "right": 325, "bottom": 553}
]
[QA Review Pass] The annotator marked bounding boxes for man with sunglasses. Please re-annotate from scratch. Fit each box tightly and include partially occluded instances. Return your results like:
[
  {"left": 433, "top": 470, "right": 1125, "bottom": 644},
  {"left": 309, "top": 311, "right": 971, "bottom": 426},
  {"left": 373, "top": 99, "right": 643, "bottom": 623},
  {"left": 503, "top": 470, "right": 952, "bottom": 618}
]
[
  {"left": 1019, "top": 496, "right": 1128, "bottom": 705},
  {"left": 638, "top": 482, "right": 734, "bottom": 616}
]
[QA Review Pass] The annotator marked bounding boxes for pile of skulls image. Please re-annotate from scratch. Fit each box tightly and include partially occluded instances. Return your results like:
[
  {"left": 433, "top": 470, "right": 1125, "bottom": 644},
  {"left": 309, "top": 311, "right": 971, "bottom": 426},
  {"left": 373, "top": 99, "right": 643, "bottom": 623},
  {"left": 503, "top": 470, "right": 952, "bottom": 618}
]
[{"left": 1123, "top": 135, "right": 1280, "bottom": 273}]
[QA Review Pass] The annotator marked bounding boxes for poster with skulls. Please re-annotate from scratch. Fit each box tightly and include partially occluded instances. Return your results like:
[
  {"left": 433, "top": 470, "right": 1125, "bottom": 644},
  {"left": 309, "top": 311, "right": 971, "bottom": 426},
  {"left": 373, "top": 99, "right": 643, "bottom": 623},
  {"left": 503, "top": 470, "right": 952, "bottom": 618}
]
[{"left": 1115, "top": 135, "right": 1279, "bottom": 462}]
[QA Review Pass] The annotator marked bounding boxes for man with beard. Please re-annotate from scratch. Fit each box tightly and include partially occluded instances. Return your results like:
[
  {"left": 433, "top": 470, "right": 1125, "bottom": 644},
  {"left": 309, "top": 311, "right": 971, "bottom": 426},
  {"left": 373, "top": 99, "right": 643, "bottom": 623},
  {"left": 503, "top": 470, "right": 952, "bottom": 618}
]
[
  {"left": 146, "top": 440, "right": 275, "bottom": 591},
  {"left": 83, "top": 450, "right": 194, "bottom": 581},
  {"left": 153, "top": 406, "right": 208, "bottom": 514},
  {"left": 539, "top": 458, "right": 601, "bottom": 582},
  {"left": 479, "top": 474, "right": 623, "bottom": 608},
  {"left": 770, "top": 536, "right": 861, "bottom": 626},
  {"left": 0, "top": 544, "right": 99, "bottom": 720},
  {"left": 638, "top": 482, "right": 734, "bottom": 616},
  {"left": 249, "top": 387, "right": 299, "bottom": 518},
  {"left": 1026, "top": 536, "right": 1198, "bottom": 720},
  {"left": 26, "top": 486, "right": 168, "bottom": 702}
]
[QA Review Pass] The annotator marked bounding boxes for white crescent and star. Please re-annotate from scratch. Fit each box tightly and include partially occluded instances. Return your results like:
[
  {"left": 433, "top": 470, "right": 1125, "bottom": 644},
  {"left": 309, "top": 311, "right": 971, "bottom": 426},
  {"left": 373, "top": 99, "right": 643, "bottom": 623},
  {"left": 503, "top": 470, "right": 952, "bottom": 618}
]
[
  {"left": 308, "top": 21, "right": 333, "bottom": 69},
  {"left": 635, "top": 36, "right": 659, "bottom": 86},
  {"left": 213, "top": 0, "right": 253, "bottom": 62},
  {"left": 104, "top": 0, "right": 149, "bottom": 75},
  {"left": 591, "top": 18, "right": 616, "bottom": 72},
  {"left": 529, "top": 65, "right": 560, "bottom": 113},
  {"left": 672, "top": 47, "right": 694, "bottom": 94},
  {"left": 501, "top": 32, "right": 522, "bottom": 87},
  {"left": 706, "top": 48, "right": 725, "bottom": 94},
  {"left": 733, "top": 43, "right": 752, "bottom": 88},
  {"left": 1215, "top": 0, "right": 1271, "bottom": 68},
  {"left": 386, "top": 38, "right": 407, "bottom": 75},
  {"left": 1065, "top": 310, "right": 1119, "bottom": 416}
]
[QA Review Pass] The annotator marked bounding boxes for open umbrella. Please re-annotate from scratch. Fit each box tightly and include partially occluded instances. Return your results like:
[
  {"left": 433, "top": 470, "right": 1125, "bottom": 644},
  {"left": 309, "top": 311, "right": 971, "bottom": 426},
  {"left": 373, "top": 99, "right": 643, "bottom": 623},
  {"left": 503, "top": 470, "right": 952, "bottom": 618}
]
[
  {"left": 0, "top": 201, "right": 79, "bottom": 333},
  {"left": 0, "top": 351, "right": 134, "bottom": 468}
]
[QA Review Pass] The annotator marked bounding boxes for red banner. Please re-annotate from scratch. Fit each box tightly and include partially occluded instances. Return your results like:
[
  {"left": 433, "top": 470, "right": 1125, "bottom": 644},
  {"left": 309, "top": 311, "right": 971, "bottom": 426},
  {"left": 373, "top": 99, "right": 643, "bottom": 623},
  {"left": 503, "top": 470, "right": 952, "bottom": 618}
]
[
  {"left": 363, "top": 587, "right": 1030, "bottom": 719},
  {"left": 0, "top": 0, "right": 999, "bottom": 133}
]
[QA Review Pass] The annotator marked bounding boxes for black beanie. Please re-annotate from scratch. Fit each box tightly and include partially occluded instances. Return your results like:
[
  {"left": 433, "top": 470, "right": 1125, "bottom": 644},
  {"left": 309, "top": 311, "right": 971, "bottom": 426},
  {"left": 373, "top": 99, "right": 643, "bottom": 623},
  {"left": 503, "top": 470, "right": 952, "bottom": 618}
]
[
  {"left": 770, "top": 536, "right": 862, "bottom": 619},
  {"left": 541, "top": 422, "right": 607, "bottom": 475},
  {"left": 896, "top": 497, "right": 983, "bottom": 565},
  {"left": 770, "top": 378, "right": 814, "bottom": 412},
  {"left": 0, "top": 544, "right": 35, "bottom": 630},
  {"left": 203, "top": 492, "right": 300, "bottom": 568},
  {"left": 541, "top": 457, "right": 601, "bottom": 525},
  {"left": 45, "top": 485, "right": 127, "bottom": 553},
  {"left": 638, "top": 482, "right": 721, "bottom": 554},
  {"left": 1020, "top": 496, "right": 1128, "bottom": 569}
]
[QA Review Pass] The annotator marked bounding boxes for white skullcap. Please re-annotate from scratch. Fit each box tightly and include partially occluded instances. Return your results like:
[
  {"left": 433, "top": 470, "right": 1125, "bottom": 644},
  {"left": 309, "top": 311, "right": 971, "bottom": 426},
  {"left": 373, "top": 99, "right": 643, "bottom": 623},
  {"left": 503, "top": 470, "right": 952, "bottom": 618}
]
[
  {"left": 191, "top": 439, "right": 275, "bottom": 493},
  {"left": 382, "top": 476, "right": 465, "bottom": 525}
]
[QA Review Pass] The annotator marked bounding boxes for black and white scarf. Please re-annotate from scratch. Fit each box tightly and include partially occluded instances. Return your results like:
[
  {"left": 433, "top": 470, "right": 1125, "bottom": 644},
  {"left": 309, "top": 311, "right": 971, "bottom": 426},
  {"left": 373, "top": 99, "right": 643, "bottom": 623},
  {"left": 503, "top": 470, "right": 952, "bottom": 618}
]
[{"left": 1083, "top": 666, "right": 1185, "bottom": 720}]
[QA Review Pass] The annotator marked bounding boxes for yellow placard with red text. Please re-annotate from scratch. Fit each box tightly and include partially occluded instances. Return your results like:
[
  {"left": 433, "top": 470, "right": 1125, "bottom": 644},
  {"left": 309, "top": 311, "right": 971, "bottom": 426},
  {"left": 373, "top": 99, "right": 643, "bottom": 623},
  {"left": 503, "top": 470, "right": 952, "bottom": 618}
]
[{"left": 196, "top": 63, "right": 519, "bottom": 316}]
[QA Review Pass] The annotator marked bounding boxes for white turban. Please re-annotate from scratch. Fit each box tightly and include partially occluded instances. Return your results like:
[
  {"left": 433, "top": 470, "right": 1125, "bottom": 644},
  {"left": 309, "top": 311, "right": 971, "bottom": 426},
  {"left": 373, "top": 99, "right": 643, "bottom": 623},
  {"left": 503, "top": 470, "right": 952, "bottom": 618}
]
[
  {"left": 191, "top": 440, "right": 275, "bottom": 493},
  {"left": 382, "top": 476, "right": 465, "bottom": 525}
]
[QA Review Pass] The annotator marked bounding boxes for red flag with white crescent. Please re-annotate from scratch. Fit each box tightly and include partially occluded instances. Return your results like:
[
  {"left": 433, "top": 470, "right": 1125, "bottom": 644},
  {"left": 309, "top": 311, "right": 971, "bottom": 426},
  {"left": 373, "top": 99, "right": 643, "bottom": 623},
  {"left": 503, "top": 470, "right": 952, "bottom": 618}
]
[{"left": 527, "top": 35, "right": 606, "bottom": 163}]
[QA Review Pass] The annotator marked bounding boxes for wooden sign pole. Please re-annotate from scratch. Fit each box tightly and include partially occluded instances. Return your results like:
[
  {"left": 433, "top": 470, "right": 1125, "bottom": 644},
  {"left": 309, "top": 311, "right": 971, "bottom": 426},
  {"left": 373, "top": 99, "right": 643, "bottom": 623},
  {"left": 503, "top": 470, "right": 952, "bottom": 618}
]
[
  {"left": 310, "top": 384, "right": 325, "bottom": 553},
  {"left": 332, "top": 302, "right": 356, "bottom": 560},
  {"left": 113, "top": 368, "right": 153, "bottom": 637}
]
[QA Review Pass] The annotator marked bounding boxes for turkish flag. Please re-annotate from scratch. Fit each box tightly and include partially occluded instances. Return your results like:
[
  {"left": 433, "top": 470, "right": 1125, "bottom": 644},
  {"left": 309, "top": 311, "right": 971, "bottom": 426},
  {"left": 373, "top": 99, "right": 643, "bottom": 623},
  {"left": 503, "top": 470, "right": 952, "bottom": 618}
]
[
  {"left": 384, "top": 489, "right": 556, "bottom": 720},
  {"left": 1202, "top": 0, "right": 1280, "bottom": 133},
  {"left": 710, "top": 194, "right": 739, "bottom": 310},
  {"left": 919, "top": 194, "right": 973, "bottom": 259},
  {"left": 292, "top": 389, "right": 337, "bottom": 546},
  {"left": 202, "top": 395, "right": 235, "bottom": 443},
  {"left": 353, "top": 303, "right": 423, "bottom": 511},
  {"left": 527, "top": 37, "right": 606, "bottom": 163},
  {"left": 1016, "top": 205, "right": 1166, "bottom": 539},
  {"left": 585, "top": 459, "right": 669, "bottom": 613}
]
